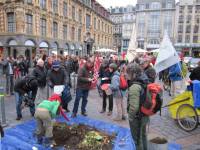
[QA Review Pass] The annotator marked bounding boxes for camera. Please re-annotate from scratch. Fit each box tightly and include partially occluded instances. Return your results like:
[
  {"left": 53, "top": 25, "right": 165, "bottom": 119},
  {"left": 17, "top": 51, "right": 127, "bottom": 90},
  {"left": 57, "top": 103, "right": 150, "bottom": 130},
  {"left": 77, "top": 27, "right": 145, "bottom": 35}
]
[{"left": 22, "top": 95, "right": 34, "bottom": 107}]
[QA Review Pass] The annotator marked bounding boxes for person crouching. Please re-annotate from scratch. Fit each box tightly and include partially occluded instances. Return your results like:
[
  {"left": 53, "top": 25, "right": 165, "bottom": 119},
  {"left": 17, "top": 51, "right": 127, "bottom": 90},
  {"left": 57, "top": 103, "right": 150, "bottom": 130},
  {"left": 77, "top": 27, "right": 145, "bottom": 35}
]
[{"left": 34, "top": 94, "right": 69, "bottom": 147}]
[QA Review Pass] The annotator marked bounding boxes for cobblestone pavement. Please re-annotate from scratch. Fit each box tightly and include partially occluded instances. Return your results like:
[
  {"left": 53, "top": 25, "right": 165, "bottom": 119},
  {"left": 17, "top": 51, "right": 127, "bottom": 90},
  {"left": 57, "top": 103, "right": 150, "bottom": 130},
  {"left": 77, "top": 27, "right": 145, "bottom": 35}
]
[{"left": 1, "top": 80, "right": 200, "bottom": 150}]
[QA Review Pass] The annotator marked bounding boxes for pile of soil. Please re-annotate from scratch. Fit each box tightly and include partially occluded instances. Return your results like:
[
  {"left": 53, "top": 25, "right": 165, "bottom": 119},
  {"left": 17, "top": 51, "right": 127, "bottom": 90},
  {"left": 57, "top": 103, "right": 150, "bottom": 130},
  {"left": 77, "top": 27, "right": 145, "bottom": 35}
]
[{"left": 53, "top": 122, "right": 116, "bottom": 150}]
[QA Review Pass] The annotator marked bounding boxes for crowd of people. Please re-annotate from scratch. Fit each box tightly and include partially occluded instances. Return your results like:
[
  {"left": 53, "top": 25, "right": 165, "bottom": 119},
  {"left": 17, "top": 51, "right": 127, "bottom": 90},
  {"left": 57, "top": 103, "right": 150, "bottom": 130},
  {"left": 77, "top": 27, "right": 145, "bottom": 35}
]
[{"left": 0, "top": 51, "right": 200, "bottom": 149}]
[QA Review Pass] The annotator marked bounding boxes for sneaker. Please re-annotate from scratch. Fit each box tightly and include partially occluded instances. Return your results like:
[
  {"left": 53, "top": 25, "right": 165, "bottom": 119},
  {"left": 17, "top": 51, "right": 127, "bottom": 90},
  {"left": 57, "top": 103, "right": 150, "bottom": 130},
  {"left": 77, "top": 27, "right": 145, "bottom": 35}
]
[
  {"left": 71, "top": 113, "right": 77, "bottom": 118},
  {"left": 81, "top": 112, "right": 88, "bottom": 116},
  {"left": 107, "top": 111, "right": 112, "bottom": 116},
  {"left": 16, "top": 116, "right": 22, "bottom": 121}
]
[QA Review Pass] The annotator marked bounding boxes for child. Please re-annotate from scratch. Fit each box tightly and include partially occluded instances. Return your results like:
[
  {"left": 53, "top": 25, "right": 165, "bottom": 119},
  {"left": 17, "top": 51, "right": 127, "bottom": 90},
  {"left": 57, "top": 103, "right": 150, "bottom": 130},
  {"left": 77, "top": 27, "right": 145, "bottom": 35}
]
[{"left": 34, "top": 94, "right": 69, "bottom": 147}]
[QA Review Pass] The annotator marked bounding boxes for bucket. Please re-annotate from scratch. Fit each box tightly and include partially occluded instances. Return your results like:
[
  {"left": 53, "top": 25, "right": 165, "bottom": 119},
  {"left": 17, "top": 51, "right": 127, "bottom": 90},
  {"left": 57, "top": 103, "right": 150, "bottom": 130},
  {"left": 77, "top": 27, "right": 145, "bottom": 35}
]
[{"left": 148, "top": 137, "right": 168, "bottom": 150}]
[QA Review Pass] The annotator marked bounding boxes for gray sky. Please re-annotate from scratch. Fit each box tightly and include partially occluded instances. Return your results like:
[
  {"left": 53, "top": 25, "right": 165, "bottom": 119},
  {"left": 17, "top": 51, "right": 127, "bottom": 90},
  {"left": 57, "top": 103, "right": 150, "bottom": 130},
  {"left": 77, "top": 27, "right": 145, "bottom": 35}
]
[{"left": 97, "top": 0, "right": 179, "bottom": 8}]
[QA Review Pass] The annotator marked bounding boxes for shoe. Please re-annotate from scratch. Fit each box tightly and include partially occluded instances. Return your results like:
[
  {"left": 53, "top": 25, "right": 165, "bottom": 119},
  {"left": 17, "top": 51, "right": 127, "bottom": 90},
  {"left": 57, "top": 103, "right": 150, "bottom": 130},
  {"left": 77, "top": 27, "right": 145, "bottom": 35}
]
[
  {"left": 122, "top": 115, "right": 126, "bottom": 120},
  {"left": 71, "top": 113, "right": 77, "bottom": 118},
  {"left": 100, "top": 109, "right": 105, "bottom": 113},
  {"left": 81, "top": 112, "right": 88, "bottom": 116},
  {"left": 16, "top": 116, "right": 22, "bottom": 120},
  {"left": 107, "top": 111, "right": 112, "bottom": 116}
]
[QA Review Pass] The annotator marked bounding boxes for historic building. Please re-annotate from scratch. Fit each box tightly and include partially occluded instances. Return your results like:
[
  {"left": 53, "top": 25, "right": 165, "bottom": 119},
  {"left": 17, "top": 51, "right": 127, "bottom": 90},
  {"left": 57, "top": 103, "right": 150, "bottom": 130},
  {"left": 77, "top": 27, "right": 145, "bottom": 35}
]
[
  {"left": 110, "top": 5, "right": 135, "bottom": 53},
  {"left": 0, "top": 0, "right": 113, "bottom": 61},
  {"left": 136, "top": 0, "right": 176, "bottom": 50},
  {"left": 174, "top": 0, "right": 200, "bottom": 56}
]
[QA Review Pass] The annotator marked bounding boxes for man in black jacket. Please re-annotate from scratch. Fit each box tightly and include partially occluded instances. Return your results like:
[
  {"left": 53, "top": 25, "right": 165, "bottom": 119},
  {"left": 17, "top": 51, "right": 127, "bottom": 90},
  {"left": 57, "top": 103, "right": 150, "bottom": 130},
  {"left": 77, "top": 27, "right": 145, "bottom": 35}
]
[
  {"left": 14, "top": 76, "right": 38, "bottom": 120},
  {"left": 190, "top": 61, "right": 200, "bottom": 81}
]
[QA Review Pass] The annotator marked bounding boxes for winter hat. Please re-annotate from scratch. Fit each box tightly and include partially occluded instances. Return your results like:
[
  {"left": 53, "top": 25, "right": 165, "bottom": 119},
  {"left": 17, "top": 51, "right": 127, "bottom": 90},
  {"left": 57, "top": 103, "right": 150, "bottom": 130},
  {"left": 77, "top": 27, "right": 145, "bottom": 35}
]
[
  {"left": 109, "top": 63, "right": 118, "bottom": 71},
  {"left": 48, "top": 94, "right": 62, "bottom": 103},
  {"left": 52, "top": 60, "right": 60, "bottom": 68},
  {"left": 37, "top": 58, "right": 44, "bottom": 67}
]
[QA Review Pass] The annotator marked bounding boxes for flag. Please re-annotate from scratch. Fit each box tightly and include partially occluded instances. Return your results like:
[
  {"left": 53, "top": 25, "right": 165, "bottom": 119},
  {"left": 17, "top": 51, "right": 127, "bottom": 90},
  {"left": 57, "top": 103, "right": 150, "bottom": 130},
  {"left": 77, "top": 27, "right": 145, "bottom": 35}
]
[
  {"left": 154, "top": 31, "right": 180, "bottom": 73},
  {"left": 91, "top": 56, "right": 101, "bottom": 88}
]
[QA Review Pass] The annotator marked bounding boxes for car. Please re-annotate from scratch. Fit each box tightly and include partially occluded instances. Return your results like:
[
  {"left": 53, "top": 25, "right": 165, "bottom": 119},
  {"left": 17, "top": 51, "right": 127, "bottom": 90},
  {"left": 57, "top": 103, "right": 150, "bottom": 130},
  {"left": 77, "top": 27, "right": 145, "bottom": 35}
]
[{"left": 188, "top": 58, "right": 200, "bottom": 72}]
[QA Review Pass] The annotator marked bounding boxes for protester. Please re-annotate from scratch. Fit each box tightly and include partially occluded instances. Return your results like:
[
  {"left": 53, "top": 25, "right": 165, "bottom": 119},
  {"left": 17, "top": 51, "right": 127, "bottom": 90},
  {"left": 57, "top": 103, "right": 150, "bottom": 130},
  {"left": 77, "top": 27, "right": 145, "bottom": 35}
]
[
  {"left": 2, "top": 57, "right": 14, "bottom": 96},
  {"left": 140, "top": 57, "right": 156, "bottom": 83},
  {"left": 34, "top": 94, "right": 69, "bottom": 146},
  {"left": 169, "top": 62, "right": 182, "bottom": 97},
  {"left": 99, "top": 59, "right": 113, "bottom": 116},
  {"left": 47, "top": 60, "right": 68, "bottom": 96},
  {"left": 24, "top": 57, "right": 30, "bottom": 75},
  {"left": 109, "top": 63, "right": 125, "bottom": 121},
  {"left": 18, "top": 56, "right": 25, "bottom": 77},
  {"left": 126, "top": 63, "right": 149, "bottom": 150},
  {"left": 32, "top": 58, "right": 47, "bottom": 103},
  {"left": 14, "top": 75, "right": 38, "bottom": 120},
  {"left": 71, "top": 59, "right": 94, "bottom": 118},
  {"left": 189, "top": 61, "right": 200, "bottom": 81}
]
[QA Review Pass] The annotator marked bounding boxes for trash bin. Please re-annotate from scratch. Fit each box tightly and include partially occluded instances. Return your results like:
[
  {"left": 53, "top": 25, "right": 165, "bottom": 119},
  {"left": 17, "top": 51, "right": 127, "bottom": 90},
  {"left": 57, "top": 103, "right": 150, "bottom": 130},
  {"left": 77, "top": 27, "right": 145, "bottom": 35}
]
[{"left": 192, "top": 80, "right": 200, "bottom": 108}]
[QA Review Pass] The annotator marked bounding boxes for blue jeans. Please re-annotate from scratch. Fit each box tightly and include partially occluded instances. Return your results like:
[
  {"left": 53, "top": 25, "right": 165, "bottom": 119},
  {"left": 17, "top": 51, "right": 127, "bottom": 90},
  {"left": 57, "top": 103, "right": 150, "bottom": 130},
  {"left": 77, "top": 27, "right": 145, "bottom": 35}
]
[
  {"left": 15, "top": 92, "right": 35, "bottom": 117},
  {"left": 72, "top": 89, "right": 89, "bottom": 114}
]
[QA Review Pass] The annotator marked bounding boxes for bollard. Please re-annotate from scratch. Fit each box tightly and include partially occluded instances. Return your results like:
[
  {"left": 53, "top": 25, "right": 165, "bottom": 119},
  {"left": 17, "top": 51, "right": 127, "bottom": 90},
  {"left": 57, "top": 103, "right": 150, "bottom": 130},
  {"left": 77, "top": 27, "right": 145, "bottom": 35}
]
[{"left": 0, "top": 93, "right": 8, "bottom": 127}]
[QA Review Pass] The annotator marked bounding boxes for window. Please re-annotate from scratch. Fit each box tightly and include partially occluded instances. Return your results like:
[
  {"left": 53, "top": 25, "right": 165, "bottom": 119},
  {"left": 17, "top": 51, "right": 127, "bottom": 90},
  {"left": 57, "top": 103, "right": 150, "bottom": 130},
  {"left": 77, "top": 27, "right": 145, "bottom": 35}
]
[
  {"left": 78, "top": 10, "right": 82, "bottom": 23},
  {"left": 53, "top": 0, "right": 58, "bottom": 13},
  {"left": 25, "top": 0, "right": 32, "bottom": 4},
  {"left": 179, "top": 15, "right": 184, "bottom": 23},
  {"left": 178, "top": 25, "right": 183, "bottom": 33},
  {"left": 166, "top": 3, "right": 173, "bottom": 9},
  {"left": 194, "top": 25, "right": 199, "bottom": 33},
  {"left": 63, "top": 2, "right": 68, "bottom": 17},
  {"left": 188, "top": 6, "right": 193, "bottom": 13},
  {"left": 63, "top": 25, "right": 67, "bottom": 39},
  {"left": 185, "top": 35, "right": 190, "bottom": 43},
  {"left": 40, "top": 18, "right": 46, "bottom": 36},
  {"left": 71, "top": 27, "right": 75, "bottom": 41},
  {"left": 193, "top": 36, "right": 198, "bottom": 43},
  {"left": 178, "top": 35, "right": 182, "bottom": 43},
  {"left": 78, "top": 28, "right": 81, "bottom": 41},
  {"left": 94, "top": 17, "right": 96, "bottom": 29},
  {"left": 186, "top": 25, "right": 191, "bottom": 33},
  {"left": 40, "top": 0, "right": 46, "bottom": 9},
  {"left": 187, "top": 15, "right": 191, "bottom": 23},
  {"left": 26, "top": 14, "right": 33, "bottom": 34},
  {"left": 139, "top": 4, "right": 145, "bottom": 10},
  {"left": 150, "top": 2, "right": 161, "bottom": 9},
  {"left": 98, "top": 20, "right": 100, "bottom": 30},
  {"left": 7, "top": 12, "right": 15, "bottom": 32},
  {"left": 72, "top": 6, "right": 75, "bottom": 20},
  {"left": 53, "top": 22, "right": 58, "bottom": 38},
  {"left": 86, "top": 14, "right": 91, "bottom": 29}
]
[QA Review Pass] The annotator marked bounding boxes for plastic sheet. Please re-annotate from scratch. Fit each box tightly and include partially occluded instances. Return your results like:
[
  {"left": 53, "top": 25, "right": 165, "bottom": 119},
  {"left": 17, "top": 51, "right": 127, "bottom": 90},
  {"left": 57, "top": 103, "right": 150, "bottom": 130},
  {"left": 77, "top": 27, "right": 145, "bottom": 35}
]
[{"left": 0, "top": 114, "right": 181, "bottom": 150}]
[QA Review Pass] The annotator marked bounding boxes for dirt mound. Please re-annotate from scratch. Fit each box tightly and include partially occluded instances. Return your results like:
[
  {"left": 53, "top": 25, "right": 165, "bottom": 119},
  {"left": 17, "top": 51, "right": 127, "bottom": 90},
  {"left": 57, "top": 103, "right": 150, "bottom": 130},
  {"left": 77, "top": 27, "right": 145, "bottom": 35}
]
[{"left": 53, "top": 122, "right": 116, "bottom": 150}]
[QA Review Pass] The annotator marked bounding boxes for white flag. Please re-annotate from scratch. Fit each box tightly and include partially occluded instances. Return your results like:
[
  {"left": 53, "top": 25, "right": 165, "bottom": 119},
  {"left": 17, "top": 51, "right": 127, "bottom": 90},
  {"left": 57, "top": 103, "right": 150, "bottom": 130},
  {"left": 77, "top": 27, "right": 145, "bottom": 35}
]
[{"left": 154, "top": 31, "right": 180, "bottom": 73}]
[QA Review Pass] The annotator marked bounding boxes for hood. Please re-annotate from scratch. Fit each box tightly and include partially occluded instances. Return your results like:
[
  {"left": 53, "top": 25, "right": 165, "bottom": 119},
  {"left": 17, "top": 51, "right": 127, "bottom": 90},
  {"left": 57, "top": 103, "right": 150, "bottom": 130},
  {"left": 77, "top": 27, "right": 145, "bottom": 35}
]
[
  {"left": 129, "top": 73, "right": 149, "bottom": 87},
  {"left": 113, "top": 71, "right": 120, "bottom": 76},
  {"left": 48, "top": 94, "right": 62, "bottom": 103}
]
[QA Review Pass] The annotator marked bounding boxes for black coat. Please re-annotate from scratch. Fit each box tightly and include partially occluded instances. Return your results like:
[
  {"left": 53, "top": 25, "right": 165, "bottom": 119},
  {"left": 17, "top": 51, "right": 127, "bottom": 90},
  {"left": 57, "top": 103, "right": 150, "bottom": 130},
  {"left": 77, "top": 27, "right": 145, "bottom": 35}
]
[
  {"left": 190, "top": 66, "right": 200, "bottom": 81},
  {"left": 32, "top": 66, "right": 47, "bottom": 88}
]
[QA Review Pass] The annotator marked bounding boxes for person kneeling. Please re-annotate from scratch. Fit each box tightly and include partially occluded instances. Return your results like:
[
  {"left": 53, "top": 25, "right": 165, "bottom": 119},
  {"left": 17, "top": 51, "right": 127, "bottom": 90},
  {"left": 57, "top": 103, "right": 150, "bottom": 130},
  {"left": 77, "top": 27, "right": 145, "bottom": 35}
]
[{"left": 34, "top": 95, "right": 69, "bottom": 147}]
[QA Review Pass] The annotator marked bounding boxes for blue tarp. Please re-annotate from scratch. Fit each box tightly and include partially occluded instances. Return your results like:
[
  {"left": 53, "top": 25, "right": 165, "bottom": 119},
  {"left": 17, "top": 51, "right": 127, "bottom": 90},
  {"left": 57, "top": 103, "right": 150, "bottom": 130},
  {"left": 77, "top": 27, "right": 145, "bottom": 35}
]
[{"left": 0, "top": 114, "right": 181, "bottom": 150}]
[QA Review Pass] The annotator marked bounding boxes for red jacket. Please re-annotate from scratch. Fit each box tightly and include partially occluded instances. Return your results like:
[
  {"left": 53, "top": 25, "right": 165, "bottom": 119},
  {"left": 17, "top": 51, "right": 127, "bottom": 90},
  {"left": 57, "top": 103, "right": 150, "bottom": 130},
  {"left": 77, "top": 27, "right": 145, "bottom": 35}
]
[{"left": 48, "top": 94, "right": 69, "bottom": 121}]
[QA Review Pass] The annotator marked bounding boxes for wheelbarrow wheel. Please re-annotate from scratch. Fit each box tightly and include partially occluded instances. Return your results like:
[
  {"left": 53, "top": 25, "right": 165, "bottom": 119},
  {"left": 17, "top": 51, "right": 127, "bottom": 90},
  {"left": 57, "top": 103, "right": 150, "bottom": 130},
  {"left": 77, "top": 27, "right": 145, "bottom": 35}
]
[{"left": 176, "top": 104, "right": 199, "bottom": 132}]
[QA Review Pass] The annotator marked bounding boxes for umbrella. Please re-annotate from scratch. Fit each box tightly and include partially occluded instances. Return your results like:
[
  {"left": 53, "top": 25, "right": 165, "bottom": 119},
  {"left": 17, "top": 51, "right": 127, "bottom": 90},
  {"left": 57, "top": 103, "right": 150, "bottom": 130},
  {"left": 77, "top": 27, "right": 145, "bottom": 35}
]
[
  {"left": 135, "top": 48, "right": 147, "bottom": 53},
  {"left": 150, "top": 49, "right": 159, "bottom": 53}
]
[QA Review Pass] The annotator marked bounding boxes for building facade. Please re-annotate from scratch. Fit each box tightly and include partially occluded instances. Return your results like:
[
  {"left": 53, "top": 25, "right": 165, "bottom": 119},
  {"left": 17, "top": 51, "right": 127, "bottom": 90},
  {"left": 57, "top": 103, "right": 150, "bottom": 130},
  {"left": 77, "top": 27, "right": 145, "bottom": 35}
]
[
  {"left": 0, "top": 0, "right": 113, "bottom": 61},
  {"left": 110, "top": 5, "right": 135, "bottom": 53},
  {"left": 121, "top": 5, "right": 135, "bottom": 52},
  {"left": 174, "top": 0, "right": 200, "bottom": 56},
  {"left": 136, "top": 0, "right": 176, "bottom": 50}
]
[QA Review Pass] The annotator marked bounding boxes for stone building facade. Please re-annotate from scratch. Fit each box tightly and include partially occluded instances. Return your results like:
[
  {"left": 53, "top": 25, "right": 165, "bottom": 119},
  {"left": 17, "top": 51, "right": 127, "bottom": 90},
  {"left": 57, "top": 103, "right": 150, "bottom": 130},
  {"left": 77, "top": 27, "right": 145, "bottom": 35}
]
[
  {"left": 174, "top": 0, "right": 200, "bottom": 56},
  {"left": 136, "top": 0, "right": 176, "bottom": 50},
  {"left": 0, "top": 0, "right": 113, "bottom": 61}
]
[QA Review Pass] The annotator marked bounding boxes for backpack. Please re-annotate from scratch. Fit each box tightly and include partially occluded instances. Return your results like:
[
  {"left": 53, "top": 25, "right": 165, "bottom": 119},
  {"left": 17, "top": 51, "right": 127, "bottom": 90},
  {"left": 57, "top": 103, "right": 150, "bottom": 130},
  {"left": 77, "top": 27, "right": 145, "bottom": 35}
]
[
  {"left": 140, "top": 83, "right": 163, "bottom": 116},
  {"left": 119, "top": 74, "right": 128, "bottom": 90},
  {"left": 61, "top": 85, "right": 72, "bottom": 105}
]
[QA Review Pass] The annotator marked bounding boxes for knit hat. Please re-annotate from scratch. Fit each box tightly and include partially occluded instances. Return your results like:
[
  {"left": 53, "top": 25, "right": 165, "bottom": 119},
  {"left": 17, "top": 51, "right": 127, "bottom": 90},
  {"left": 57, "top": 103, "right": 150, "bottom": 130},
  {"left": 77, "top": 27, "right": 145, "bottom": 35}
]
[
  {"left": 37, "top": 58, "right": 44, "bottom": 67},
  {"left": 109, "top": 63, "right": 118, "bottom": 71},
  {"left": 52, "top": 60, "right": 60, "bottom": 68}
]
